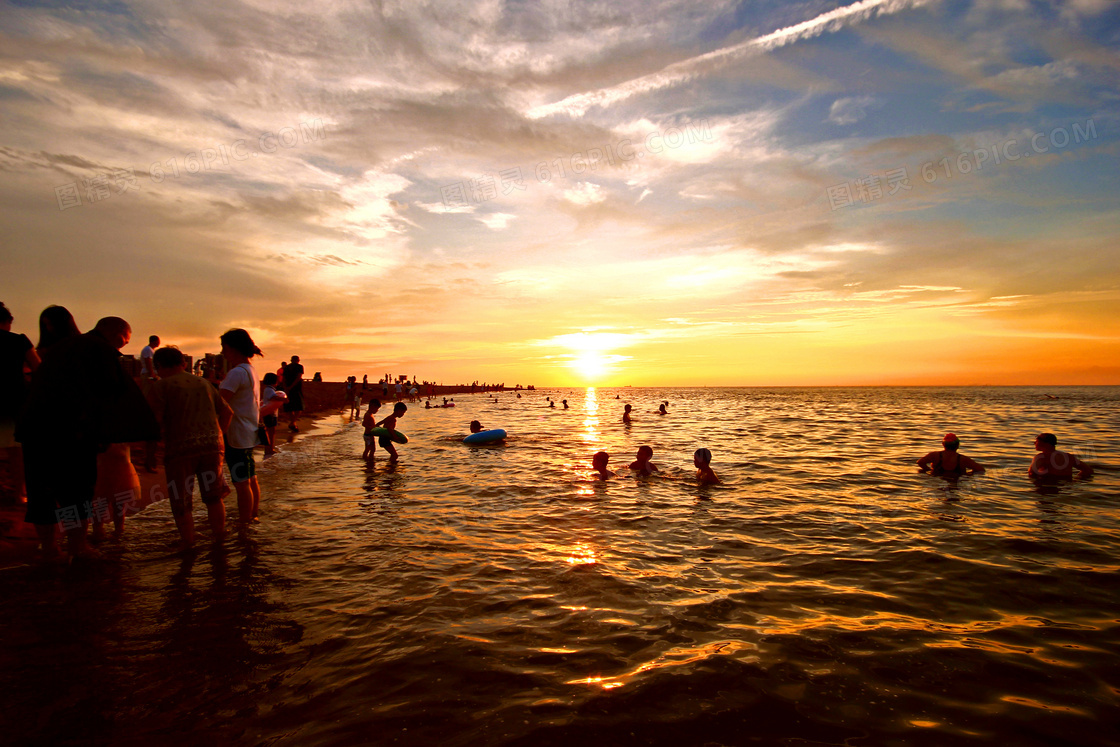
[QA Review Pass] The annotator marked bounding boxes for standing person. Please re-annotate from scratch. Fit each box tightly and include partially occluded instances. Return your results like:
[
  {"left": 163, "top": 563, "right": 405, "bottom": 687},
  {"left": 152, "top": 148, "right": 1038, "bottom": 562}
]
[
  {"left": 917, "top": 433, "right": 985, "bottom": 476},
  {"left": 20, "top": 315, "right": 158, "bottom": 560},
  {"left": 0, "top": 303, "right": 40, "bottom": 503},
  {"left": 282, "top": 354, "right": 304, "bottom": 432},
  {"left": 88, "top": 318, "right": 160, "bottom": 542},
  {"left": 18, "top": 306, "right": 80, "bottom": 558},
  {"left": 218, "top": 329, "right": 263, "bottom": 525},
  {"left": 140, "top": 334, "right": 160, "bottom": 473},
  {"left": 139, "top": 335, "right": 159, "bottom": 379},
  {"left": 361, "top": 398, "right": 382, "bottom": 461},
  {"left": 394, "top": 379, "right": 403, "bottom": 401},
  {"left": 259, "top": 373, "right": 286, "bottom": 457},
  {"left": 622, "top": 403, "right": 633, "bottom": 424},
  {"left": 1029, "top": 433, "right": 1094, "bottom": 479},
  {"left": 375, "top": 402, "right": 407, "bottom": 462},
  {"left": 148, "top": 346, "right": 231, "bottom": 549}
]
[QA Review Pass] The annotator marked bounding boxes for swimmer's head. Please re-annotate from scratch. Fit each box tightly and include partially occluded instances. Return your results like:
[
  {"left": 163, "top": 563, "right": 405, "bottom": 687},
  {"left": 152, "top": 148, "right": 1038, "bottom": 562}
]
[
  {"left": 592, "top": 451, "right": 609, "bottom": 469},
  {"left": 394, "top": 402, "right": 407, "bottom": 414},
  {"left": 469, "top": 420, "right": 482, "bottom": 433},
  {"left": 637, "top": 445, "right": 653, "bottom": 460},
  {"left": 1037, "top": 432, "right": 1057, "bottom": 447},
  {"left": 694, "top": 448, "right": 712, "bottom": 466},
  {"left": 624, "top": 404, "right": 632, "bottom": 412},
  {"left": 943, "top": 433, "right": 960, "bottom": 451}
]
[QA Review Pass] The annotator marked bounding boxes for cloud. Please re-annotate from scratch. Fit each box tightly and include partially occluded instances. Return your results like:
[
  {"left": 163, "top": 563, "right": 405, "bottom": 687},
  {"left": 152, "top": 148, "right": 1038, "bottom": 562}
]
[
  {"left": 527, "top": 0, "right": 931, "bottom": 118},
  {"left": 827, "top": 95, "right": 879, "bottom": 125}
]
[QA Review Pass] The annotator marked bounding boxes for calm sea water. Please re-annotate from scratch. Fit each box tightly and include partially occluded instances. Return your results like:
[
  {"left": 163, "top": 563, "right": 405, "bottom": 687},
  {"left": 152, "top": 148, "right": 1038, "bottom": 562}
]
[{"left": 2, "top": 386, "right": 1119, "bottom": 746}]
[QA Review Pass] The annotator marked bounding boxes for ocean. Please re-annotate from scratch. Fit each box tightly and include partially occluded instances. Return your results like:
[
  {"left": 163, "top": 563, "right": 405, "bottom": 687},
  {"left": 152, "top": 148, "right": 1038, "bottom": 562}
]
[{"left": 2, "top": 386, "right": 1118, "bottom": 745}]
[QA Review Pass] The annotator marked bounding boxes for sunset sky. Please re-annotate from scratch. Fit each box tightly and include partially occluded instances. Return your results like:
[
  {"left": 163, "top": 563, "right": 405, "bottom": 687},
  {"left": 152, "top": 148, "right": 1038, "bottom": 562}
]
[{"left": 2, "top": 0, "right": 1118, "bottom": 386}]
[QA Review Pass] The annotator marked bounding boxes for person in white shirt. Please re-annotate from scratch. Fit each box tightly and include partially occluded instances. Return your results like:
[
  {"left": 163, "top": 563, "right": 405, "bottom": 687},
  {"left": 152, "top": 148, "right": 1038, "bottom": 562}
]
[{"left": 218, "top": 328, "right": 263, "bottom": 525}]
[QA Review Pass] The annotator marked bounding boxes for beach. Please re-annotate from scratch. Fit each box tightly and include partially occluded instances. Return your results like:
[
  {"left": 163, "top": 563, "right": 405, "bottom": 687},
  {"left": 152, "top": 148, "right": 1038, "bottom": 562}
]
[
  {"left": 1, "top": 385, "right": 1117, "bottom": 745},
  {"left": 0, "top": 380, "right": 491, "bottom": 569}
]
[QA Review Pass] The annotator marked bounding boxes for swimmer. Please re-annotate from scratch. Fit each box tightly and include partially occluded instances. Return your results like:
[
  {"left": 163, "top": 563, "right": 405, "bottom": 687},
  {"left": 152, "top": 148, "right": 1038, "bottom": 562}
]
[
  {"left": 629, "top": 445, "right": 658, "bottom": 476},
  {"left": 375, "top": 402, "right": 407, "bottom": 462},
  {"left": 562, "top": 399, "right": 568, "bottom": 409},
  {"left": 592, "top": 451, "right": 613, "bottom": 480},
  {"left": 1029, "top": 433, "right": 1093, "bottom": 479},
  {"left": 622, "top": 403, "right": 632, "bottom": 424},
  {"left": 658, "top": 403, "right": 667, "bottom": 415},
  {"left": 549, "top": 400, "right": 555, "bottom": 408},
  {"left": 917, "top": 433, "right": 985, "bottom": 476},
  {"left": 469, "top": 420, "right": 483, "bottom": 433},
  {"left": 425, "top": 400, "right": 431, "bottom": 409},
  {"left": 361, "top": 398, "right": 383, "bottom": 460},
  {"left": 694, "top": 448, "right": 720, "bottom": 485}
]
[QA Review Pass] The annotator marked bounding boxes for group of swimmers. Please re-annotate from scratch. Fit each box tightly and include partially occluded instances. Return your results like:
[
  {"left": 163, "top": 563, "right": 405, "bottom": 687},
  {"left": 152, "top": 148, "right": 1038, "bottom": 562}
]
[
  {"left": 355, "top": 391, "right": 1095, "bottom": 489},
  {"left": 591, "top": 445, "right": 720, "bottom": 485},
  {"left": 918, "top": 431, "right": 1094, "bottom": 479}
]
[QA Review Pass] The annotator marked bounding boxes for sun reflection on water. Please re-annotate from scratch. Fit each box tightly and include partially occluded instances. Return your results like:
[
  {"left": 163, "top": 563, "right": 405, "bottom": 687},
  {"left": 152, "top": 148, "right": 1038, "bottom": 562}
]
[{"left": 581, "top": 387, "right": 600, "bottom": 447}]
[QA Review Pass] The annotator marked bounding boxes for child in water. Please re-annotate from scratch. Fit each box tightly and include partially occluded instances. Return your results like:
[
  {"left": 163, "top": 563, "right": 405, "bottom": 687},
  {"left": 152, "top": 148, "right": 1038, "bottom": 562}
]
[
  {"left": 592, "top": 451, "right": 613, "bottom": 480},
  {"left": 469, "top": 420, "right": 483, "bottom": 433},
  {"left": 622, "top": 404, "right": 632, "bottom": 423},
  {"left": 361, "top": 398, "right": 382, "bottom": 460},
  {"left": 694, "top": 448, "right": 720, "bottom": 485},
  {"left": 375, "top": 402, "right": 407, "bottom": 461},
  {"left": 629, "top": 445, "right": 658, "bottom": 476}
]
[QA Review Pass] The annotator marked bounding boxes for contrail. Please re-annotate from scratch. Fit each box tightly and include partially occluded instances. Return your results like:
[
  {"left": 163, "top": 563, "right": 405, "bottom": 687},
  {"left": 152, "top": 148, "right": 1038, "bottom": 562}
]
[{"left": 527, "top": 0, "right": 930, "bottom": 119}]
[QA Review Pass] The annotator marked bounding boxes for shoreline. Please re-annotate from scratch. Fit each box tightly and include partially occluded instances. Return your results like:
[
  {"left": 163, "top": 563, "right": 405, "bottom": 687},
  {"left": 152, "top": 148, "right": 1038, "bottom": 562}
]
[{"left": 0, "top": 382, "right": 500, "bottom": 569}]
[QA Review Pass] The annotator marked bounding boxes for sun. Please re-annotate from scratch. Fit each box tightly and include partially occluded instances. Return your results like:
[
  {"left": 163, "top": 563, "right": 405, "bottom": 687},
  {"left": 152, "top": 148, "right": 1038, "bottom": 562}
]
[{"left": 572, "top": 352, "right": 608, "bottom": 381}]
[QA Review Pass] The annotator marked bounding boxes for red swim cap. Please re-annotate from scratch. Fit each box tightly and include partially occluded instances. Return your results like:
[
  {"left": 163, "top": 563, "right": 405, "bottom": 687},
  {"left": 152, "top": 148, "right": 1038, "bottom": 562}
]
[{"left": 943, "top": 432, "right": 959, "bottom": 444}]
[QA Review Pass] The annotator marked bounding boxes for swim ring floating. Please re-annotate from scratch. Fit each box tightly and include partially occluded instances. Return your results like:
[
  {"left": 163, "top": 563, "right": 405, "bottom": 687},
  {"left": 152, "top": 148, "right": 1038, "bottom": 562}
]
[{"left": 463, "top": 429, "right": 506, "bottom": 445}]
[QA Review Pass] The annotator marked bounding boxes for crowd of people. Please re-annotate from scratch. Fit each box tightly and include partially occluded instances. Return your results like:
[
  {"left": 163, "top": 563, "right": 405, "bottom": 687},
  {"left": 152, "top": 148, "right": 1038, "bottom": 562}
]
[
  {"left": 0, "top": 301, "right": 1099, "bottom": 563},
  {"left": 0, "top": 302, "right": 285, "bottom": 560}
]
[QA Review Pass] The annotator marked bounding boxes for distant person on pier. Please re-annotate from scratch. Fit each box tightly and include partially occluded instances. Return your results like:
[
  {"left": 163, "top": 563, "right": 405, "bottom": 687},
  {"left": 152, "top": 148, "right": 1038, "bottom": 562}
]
[
  {"left": 282, "top": 355, "right": 304, "bottom": 432},
  {"left": 918, "top": 433, "right": 985, "bottom": 476},
  {"left": 1029, "top": 433, "right": 1093, "bottom": 479}
]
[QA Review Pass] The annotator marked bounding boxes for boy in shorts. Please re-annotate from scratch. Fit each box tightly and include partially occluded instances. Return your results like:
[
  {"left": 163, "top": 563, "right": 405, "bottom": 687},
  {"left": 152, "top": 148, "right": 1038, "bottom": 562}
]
[
  {"left": 148, "top": 346, "right": 231, "bottom": 548},
  {"left": 375, "top": 402, "right": 407, "bottom": 462},
  {"left": 361, "top": 398, "right": 382, "bottom": 461}
]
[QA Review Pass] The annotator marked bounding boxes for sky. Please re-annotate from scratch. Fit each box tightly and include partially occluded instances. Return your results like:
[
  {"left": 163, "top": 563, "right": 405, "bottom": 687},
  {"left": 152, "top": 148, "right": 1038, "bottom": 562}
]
[{"left": 2, "top": 0, "right": 1119, "bottom": 387}]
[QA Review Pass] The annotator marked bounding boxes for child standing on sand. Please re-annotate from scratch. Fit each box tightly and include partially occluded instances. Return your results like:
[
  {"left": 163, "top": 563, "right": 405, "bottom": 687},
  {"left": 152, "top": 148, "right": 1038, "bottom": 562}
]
[
  {"left": 629, "top": 445, "right": 658, "bottom": 476},
  {"left": 361, "top": 398, "right": 382, "bottom": 460},
  {"left": 375, "top": 402, "right": 406, "bottom": 461}
]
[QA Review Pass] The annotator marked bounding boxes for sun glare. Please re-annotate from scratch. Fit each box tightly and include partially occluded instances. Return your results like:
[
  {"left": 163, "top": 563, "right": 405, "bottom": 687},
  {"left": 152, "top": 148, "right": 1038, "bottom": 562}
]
[{"left": 572, "top": 352, "right": 608, "bottom": 381}]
